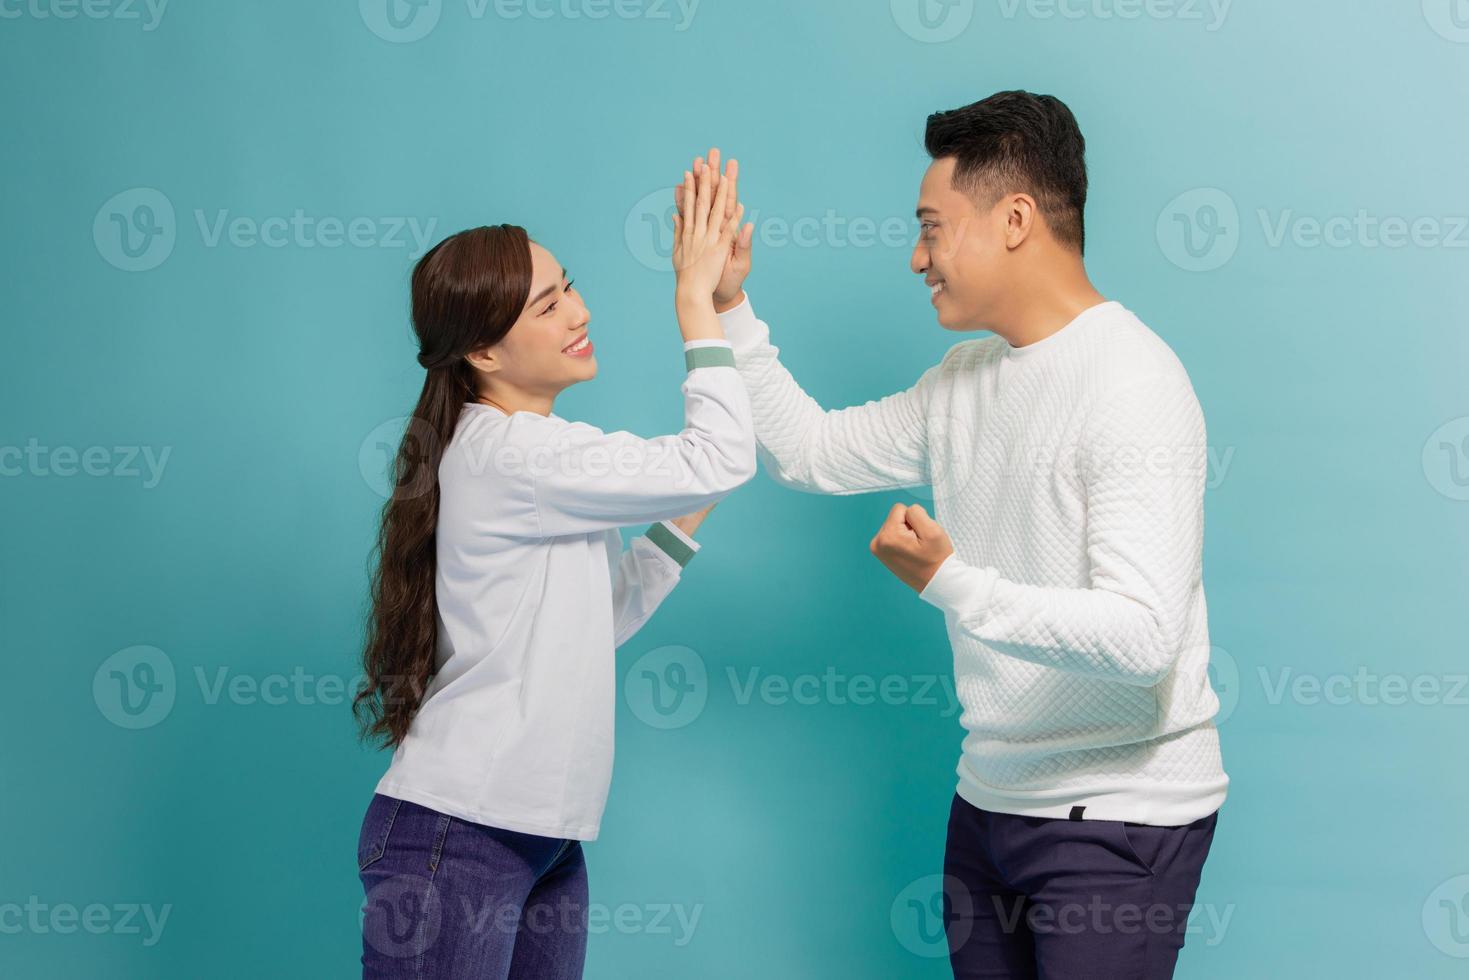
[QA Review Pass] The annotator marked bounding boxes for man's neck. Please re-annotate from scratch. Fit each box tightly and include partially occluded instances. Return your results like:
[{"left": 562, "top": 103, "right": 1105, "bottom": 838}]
[{"left": 992, "top": 264, "right": 1107, "bottom": 349}]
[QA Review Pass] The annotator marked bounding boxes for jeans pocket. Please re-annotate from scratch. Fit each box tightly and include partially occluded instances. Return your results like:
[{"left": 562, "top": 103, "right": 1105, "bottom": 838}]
[
  {"left": 357, "top": 794, "right": 405, "bottom": 872},
  {"left": 1115, "top": 820, "right": 1162, "bottom": 877}
]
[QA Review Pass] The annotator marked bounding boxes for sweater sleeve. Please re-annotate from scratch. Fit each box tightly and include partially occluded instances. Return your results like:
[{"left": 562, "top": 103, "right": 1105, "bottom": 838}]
[
  {"left": 606, "top": 521, "right": 700, "bottom": 647},
  {"left": 496, "top": 340, "right": 756, "bottom": 537},
  {"left": 717, "top": 295, "right": 941, "bottom": 495},
  {"left": 917, "top": 372, "right": 1207, "bottom": 687}
]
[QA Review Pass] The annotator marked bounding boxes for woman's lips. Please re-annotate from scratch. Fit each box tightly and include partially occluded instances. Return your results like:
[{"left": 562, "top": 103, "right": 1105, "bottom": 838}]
[{"left": 563, "top": 335, "right": 594, "bottom": 357}]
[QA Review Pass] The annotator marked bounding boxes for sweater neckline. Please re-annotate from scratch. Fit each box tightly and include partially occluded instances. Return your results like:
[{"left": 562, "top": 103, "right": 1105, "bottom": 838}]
[{"left": 1003, "top": 300, "right": 1121, "bottom": 360}]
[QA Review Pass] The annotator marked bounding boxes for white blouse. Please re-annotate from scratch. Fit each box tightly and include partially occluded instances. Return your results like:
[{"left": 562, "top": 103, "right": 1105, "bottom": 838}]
[{"left": 376, "top": 339, "right": 755, "bottom": 840}]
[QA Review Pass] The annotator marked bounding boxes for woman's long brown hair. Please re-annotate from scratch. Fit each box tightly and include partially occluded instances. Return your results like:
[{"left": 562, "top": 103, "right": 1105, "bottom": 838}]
[{"left": 355, "top": 224, "right": 533, "bottom": 748}]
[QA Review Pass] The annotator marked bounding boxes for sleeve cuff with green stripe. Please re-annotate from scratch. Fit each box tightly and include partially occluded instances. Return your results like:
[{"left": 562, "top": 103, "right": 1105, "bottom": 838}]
[
  {"left": 682, "top": 338, "right": 736, "bottom": 372},
  {"left": 644, "top": 519, "right": 702, "bottom": 568}
]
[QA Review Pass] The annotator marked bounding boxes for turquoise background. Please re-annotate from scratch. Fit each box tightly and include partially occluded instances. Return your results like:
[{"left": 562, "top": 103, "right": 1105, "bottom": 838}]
[{"left": 3, "top": 0, "right": 1468, "bottom": 976}]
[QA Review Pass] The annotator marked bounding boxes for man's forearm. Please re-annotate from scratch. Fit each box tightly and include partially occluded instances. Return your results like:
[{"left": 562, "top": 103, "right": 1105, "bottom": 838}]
[{"left": 716, "top": 295, "right": 937, "bottom": 494}]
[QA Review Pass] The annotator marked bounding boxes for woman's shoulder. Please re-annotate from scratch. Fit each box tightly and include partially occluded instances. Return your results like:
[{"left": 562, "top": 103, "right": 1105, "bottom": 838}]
[{"left": 445, "top": 404, "right": 608, "bottom": 476}]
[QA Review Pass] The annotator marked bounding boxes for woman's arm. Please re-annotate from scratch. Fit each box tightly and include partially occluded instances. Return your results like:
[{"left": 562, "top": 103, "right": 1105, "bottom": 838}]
[
  {"left": 468, "top": 152, "right": 757, "bottom": 537},
  {"left": 666, "top": 501, "right": 716, "bottom": 538},
  {"left": 608, "top": 510, "right": 709, "bottom": 648}
]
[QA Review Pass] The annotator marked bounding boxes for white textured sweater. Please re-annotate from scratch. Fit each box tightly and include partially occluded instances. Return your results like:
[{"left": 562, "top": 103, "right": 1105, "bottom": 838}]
[{"left": 719, "top": 296, "right": 1228, "bottom": 826}]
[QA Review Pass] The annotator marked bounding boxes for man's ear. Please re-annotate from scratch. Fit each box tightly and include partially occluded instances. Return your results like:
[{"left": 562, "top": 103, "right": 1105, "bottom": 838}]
[{"left": 1003, "top": 193, "right": 1037, "bottom": 250}]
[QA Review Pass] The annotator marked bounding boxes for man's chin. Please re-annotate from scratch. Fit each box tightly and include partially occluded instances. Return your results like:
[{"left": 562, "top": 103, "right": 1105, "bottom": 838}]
[
  {"left": 935, "top": 302, "right": 988, "bottom": 333},
  {"left": 934, "top": 306, "right": 969, "bottom": 332}
]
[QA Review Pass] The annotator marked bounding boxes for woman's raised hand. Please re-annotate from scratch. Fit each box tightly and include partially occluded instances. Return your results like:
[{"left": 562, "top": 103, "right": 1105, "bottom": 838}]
[{"left": 671, "top": 147, "right": 745, "bottom": 304}]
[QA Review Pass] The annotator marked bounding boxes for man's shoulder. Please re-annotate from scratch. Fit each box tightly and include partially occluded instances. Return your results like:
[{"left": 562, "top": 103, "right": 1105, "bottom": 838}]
[
  {"left": 937, "top": 333, "right": 1009, "bottom": 372},
  {"left": 1084, "top": 304, "right": 1195, "bottom": 392}
]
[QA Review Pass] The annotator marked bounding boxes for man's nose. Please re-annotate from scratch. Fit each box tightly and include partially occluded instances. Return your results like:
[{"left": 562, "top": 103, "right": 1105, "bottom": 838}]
[{"left": 910, "top": 242, "right": 930, "bottom": 276}]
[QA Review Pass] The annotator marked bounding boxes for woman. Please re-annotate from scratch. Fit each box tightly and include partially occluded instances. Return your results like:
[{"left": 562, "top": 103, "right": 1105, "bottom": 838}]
[{"left": 353, "top": 151, "right": 753, "bottom": 978}]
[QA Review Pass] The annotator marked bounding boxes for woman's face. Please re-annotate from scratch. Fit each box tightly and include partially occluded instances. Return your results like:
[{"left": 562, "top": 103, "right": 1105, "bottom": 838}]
[{"left": 481, "top": 242, "right": 596, "bottom": 395}]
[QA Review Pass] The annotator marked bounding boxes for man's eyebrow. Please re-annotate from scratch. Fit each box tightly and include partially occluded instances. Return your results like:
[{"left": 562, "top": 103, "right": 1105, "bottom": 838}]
[
  {"left": 524, "top": 267, "right": 567, "bottom": 311},
  {"left": 916, "top": 206, "right": 940, "bottom": 219}
]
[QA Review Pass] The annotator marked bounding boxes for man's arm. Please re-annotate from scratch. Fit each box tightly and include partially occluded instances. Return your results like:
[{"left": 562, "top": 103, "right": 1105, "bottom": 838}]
[
  {"left": 875, "top": 373, "right": 1207, "bottom": 687},
  {"left": 716, "top": 293, "right": 943, "bottom": 495}
]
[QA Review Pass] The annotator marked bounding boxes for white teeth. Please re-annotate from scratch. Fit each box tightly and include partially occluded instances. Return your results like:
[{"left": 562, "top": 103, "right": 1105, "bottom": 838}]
[
  {"left": 929, "top": 283, "right": 944, "bottom": 297},
  {"left": 564, "top": 336, "right": 589, "bottom": 353}
]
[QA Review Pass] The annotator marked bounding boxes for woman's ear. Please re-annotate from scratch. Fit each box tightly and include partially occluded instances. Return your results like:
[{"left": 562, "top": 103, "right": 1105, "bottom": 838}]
[{"left": 464, "top": 347, "right": 499, "bottom": 375}]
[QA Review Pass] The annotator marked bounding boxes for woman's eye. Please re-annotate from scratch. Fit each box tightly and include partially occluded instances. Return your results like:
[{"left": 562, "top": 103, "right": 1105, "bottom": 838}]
[{"left": 541, "top": 279, "right": 574, "bottom": 315}]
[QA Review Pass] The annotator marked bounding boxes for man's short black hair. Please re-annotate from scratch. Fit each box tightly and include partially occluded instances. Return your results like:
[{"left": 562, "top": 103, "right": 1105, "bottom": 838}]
[{"left": 924, "top": 90, "right": 1088, "bottom": 253}]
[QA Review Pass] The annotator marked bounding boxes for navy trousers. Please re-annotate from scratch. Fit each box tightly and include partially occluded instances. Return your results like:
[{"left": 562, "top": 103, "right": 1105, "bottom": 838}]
[{"left": 943, "top": 794, "right": 1219, "bottom": 979}]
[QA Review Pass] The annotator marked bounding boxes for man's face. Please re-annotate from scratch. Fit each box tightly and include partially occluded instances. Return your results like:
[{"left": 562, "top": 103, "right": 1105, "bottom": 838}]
[{"left": 911, "top": 157, "right": 1006, "bottom": 332}]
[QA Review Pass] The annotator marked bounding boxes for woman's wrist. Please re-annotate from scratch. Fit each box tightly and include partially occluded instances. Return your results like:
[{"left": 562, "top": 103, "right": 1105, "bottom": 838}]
[
  {"left": 675, "top": 290, "right": 724, "bottom": 343},
  {"left": 668, "top": 504, "right": 714, "bottom": 538},
  {"left": 675, "top": 285, "right": 715, "bottom": 312}
]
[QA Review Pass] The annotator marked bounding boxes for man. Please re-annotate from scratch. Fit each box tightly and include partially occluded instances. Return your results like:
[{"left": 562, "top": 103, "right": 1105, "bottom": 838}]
[{"left": 706, "top": 92, "right": 1228, "bottom": 978}]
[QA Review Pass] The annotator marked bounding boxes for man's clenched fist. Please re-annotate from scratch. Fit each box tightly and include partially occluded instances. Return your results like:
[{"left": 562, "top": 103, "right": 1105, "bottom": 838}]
[{"left": 868, "top": 502, "right": 955, "bottom": 593}]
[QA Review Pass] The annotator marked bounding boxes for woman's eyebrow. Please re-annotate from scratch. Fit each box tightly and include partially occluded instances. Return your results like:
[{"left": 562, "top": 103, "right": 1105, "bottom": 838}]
[{"left": 524, "top": 267, "right": 567, "bottom": 310}]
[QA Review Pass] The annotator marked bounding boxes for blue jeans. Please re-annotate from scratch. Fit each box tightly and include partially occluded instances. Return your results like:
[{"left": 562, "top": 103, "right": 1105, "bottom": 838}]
[{"left": 358, "top": 794, "right": 588, "bottom": 979}]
